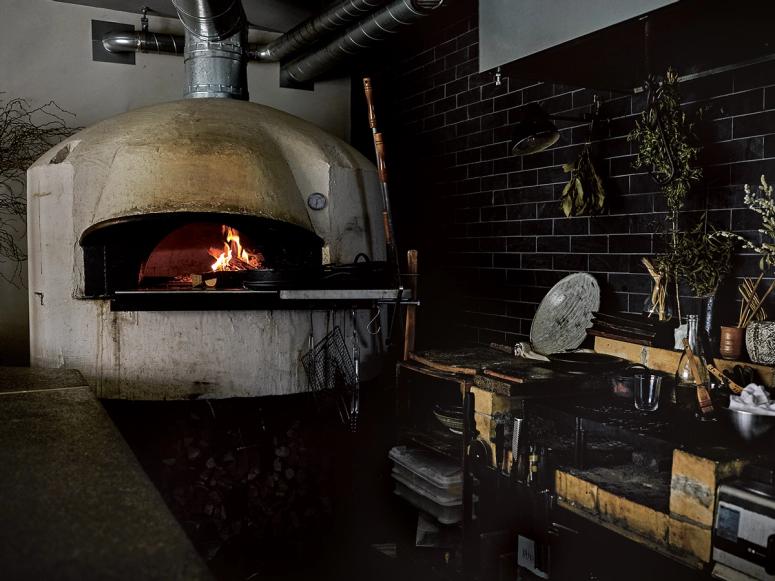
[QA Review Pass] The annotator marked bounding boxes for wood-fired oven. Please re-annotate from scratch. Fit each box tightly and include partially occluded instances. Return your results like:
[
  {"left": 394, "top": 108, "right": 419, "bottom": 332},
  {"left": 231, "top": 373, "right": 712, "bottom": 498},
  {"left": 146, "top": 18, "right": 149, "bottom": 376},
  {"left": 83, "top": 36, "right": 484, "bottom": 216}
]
[{"left": 26, "top": 98, "right": 387, "bottom": 399}]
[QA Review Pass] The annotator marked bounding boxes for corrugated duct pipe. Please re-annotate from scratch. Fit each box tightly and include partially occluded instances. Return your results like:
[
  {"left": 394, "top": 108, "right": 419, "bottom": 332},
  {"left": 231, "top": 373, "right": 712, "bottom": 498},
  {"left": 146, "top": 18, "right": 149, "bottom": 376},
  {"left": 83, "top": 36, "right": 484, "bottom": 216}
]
[
  {"left": 282, "top": 0, "right": 445, "bottom": 83},
  {"left": 171, "top": 0, "right": 249, "bottom": 99},
  {"left": 102, "top": 0, "right": 446, "bottom": 85},
  {"left": 250, "top": 0, "right": 391, "bottom": 62}
]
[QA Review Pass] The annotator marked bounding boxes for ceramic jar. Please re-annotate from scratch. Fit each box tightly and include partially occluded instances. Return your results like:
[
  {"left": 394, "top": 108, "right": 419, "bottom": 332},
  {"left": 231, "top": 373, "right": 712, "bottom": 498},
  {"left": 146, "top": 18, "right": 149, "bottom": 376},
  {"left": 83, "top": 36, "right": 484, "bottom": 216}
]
[
  {"left": 745, "top": 321, "right": 775, "bottom": 365},
  {"left": 719, "top": 326, "right": 744, "bottom": 360}
]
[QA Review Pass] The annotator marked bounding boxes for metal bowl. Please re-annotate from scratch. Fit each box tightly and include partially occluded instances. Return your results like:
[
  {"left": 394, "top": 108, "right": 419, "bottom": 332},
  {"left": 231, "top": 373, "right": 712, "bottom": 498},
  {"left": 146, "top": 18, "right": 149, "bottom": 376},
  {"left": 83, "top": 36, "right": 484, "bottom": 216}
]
[
  {"left": 721, "top": 407, "right": 775, "bottom": 442},
  {"left": 432, "top": 405, "right": 464, "bottom": 435}
]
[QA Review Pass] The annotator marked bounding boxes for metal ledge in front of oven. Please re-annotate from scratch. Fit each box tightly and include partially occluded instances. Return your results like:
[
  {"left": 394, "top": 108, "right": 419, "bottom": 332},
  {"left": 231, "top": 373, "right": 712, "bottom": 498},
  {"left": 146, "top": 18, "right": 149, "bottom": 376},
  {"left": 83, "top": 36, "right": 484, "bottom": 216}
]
[{"left": 109, "top": 289, "right": 415, "bottom": 311}]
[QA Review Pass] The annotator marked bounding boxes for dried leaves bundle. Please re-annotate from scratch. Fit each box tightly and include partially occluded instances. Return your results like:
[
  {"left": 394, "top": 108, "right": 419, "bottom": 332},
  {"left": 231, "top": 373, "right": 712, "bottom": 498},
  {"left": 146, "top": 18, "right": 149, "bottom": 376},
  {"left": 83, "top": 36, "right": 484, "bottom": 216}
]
[
  {"left": 560, "top": 144, "right": 606, "bottom": 217},
  {"left": 0, "top": 95, "right": 76, "bottom": 285}
]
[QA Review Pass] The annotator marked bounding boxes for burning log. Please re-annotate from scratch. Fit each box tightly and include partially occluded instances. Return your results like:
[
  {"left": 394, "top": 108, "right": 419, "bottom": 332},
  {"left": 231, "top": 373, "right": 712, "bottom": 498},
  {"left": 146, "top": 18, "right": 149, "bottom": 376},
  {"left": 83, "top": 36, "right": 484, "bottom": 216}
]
[{"left": 208, "top": 226, "right": 264, "bottom": 272}]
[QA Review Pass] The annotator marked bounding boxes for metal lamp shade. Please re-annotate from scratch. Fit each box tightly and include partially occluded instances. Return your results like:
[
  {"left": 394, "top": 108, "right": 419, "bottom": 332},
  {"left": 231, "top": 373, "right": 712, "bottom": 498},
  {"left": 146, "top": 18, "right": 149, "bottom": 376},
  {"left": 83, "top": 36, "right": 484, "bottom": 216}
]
[{"left": 510, "top": 103, "right": 560, "bottom": 156}]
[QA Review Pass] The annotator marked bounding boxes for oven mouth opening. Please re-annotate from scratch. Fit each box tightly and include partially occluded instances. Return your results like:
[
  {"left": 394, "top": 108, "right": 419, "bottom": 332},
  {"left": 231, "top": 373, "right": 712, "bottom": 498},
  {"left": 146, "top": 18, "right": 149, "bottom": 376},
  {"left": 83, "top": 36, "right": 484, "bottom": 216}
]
[{"left": 80, "top": 212, "right": 323, "bottom": 298}]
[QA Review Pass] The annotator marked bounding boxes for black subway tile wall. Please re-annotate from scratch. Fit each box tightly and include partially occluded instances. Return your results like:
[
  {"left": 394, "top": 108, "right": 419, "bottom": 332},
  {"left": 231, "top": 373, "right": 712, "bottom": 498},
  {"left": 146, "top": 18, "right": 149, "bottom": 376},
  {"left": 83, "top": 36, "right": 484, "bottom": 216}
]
[{"left": 364, "top": 0, "right": 775, "bottom": 347}]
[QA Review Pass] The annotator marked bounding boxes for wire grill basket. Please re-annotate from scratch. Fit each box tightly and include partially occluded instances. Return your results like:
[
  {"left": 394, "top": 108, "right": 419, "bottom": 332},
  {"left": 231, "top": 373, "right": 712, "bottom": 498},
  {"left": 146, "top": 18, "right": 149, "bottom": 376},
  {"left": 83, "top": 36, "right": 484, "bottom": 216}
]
[{"left": 301, "top": 327, "right": 356, "bottom": 392}]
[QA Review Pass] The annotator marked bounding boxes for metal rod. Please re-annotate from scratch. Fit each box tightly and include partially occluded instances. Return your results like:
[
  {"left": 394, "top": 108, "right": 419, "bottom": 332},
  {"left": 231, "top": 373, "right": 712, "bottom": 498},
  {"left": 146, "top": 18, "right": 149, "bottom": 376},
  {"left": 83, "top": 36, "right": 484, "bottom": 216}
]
[{"left": 633, "top": 51, "right": 775, "bottom": 94}]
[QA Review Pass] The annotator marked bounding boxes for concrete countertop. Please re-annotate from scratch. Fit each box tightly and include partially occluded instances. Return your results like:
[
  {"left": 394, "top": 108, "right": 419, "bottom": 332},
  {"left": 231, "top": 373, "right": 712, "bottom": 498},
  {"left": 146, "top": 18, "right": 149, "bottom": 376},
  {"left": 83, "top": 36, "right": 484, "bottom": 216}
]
[{"left": 0, "top": 367, "right": 212, "bottom": 580}]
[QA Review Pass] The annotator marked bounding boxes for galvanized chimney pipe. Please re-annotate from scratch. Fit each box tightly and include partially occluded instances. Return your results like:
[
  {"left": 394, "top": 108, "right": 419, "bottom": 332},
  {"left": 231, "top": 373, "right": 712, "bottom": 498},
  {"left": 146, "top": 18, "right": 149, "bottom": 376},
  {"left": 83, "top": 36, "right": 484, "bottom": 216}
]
[
  {"left": 103, "top": 31, "right": 185, "bottom": 55},
  {"left": 250, "top": 0, "right": 390, "bottom": 62},
  {"left": 282, "top": 0, "right": 445, "bottom": 84},
  {"left": 172, "top": 0, "right": 249, "bottom": 99}
]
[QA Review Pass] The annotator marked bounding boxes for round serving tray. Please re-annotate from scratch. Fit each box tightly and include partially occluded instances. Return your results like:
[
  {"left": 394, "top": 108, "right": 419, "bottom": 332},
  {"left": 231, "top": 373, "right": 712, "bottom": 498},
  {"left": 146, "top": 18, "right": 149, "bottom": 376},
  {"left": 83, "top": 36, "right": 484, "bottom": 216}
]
[{"left": 530, "top": 273, "right": 600, "bottom": 355}]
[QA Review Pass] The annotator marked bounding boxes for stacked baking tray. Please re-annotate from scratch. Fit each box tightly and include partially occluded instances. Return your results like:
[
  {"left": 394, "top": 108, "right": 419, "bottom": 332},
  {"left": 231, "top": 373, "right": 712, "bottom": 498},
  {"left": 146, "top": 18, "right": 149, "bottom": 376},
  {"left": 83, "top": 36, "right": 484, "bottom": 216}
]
[{"left": 389, "top": 446, "right": 464, "bottom": 525}]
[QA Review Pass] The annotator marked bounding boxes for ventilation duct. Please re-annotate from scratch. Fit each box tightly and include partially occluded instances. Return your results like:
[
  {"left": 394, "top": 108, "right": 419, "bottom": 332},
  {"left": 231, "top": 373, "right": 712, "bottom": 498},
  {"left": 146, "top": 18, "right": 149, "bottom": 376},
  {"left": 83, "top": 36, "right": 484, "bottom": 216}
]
[
  {"left": 102, "top": 31, "right": 184, "bottom": 55},
  {"left": 251, "top": 0, "right": 390, "bottom": 62},
  {"left": 101, "top": 0, "right": 446, "bottom": 85},
  {"left": 172, "top": 0, "right": 249, "bottom": 99},
  {"left": 282, "top": 0, "right": 445, "bottom": 83}
]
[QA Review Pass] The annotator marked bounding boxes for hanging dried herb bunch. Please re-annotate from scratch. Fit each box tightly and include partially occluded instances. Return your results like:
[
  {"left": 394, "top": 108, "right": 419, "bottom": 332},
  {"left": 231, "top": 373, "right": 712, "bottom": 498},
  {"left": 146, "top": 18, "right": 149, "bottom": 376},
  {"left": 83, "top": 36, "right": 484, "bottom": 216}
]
[
  {"left": 628, "top": 68, "right": 702, "bottom": 223},
  {"left": 560, "top": 143, "right": 606, "bottom": 217},
  {"left": 0, "top": 95, "right": 75, "bottom": 285},
  {"left": 655, "top": 220, "right": 734, "bottom": 298}
]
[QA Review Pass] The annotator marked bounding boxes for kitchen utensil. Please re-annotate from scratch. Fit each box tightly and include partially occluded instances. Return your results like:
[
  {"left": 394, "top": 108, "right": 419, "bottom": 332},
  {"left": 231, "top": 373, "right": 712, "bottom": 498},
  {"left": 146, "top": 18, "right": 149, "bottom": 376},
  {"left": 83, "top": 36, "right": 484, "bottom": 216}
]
[
  {"left": 512, "top": 418, "right": 523, "bottom": 457},
  {"left": 633, "top": 372, "right": 662, "bottom": 412},
  {"left": 530, "top": 273, "right": 600, "bottom": 355},
  {"left": 301, "top": 326, "right": 355, "bottom": 425},
  {"left": 432, "top": 404, "right": 465, "bottom": 435},
  {"left": 363, "top": 77, "right": 400, "bottom": 284},
  {"left": 706, "top": 364, "right": 744, "bottom": 394},
  {"left": 720, "top": 407, "right": 775, "bottom": 441},
  {"left": 683, "top": 338, "right": 714, "bottom": 417}
]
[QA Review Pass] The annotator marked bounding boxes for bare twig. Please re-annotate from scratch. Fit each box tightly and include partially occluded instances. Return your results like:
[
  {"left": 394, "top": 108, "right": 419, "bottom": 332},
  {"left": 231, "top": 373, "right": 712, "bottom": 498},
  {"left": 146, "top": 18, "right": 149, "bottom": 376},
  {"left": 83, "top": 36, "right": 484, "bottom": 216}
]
[{"left": 0, "top": 94, "right": 77, "bottom": 286}]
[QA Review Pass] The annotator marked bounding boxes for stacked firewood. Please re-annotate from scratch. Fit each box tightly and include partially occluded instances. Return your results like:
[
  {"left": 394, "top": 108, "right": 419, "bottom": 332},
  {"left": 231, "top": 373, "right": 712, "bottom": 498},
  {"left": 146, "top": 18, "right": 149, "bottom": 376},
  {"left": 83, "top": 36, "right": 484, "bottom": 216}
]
[{"left": 141, "top": 403, "right": 335, "bottom": 568}]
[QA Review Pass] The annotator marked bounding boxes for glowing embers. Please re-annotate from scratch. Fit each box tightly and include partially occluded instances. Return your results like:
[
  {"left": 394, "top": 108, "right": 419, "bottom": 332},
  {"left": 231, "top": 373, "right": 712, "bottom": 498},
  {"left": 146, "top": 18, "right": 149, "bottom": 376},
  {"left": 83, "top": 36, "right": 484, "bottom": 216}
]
[
  {"left": 208, "top": 226, "right": 264, "bottom": 272},
  {"left": 140, "top": 222, "right": 265, "bottom": 289}
]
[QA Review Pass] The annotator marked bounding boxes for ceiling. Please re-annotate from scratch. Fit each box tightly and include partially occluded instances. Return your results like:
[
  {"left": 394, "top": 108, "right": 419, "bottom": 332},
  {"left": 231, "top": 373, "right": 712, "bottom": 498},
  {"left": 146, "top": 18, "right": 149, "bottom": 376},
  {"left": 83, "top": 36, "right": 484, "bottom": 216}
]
[{"left": 54, "top": 0, "right": 324, "bottom": 32}]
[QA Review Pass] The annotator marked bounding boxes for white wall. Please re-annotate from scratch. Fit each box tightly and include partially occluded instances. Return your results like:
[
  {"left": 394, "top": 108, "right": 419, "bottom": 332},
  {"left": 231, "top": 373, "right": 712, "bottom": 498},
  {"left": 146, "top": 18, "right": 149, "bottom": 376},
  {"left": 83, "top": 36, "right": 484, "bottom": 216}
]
[{"left": 0, "top": 0, "right": 352, "bottom": 365}]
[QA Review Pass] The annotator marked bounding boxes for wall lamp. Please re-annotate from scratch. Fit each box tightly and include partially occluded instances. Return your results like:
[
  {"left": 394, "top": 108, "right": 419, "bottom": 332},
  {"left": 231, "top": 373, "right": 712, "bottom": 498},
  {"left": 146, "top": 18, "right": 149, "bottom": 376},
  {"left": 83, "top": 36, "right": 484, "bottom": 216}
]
[{"left": 511, "top": 96, "right": 605, "bottom": 156}]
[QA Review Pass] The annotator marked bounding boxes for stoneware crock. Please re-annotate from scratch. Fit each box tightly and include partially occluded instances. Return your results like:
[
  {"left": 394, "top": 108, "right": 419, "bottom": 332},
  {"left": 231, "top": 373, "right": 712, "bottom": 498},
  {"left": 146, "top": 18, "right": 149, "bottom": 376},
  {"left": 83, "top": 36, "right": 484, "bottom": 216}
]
[{"left": 746, "top": 321, "right": 775, "bottom": 365}]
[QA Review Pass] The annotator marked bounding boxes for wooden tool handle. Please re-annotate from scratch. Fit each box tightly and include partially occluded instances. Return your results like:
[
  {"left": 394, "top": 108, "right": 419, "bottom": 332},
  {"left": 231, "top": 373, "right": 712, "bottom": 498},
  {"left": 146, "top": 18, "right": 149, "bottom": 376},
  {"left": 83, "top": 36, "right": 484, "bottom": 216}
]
[
  {"left": 706, "top": 364, "right": 744, "bottom": 394},
  {"left": 683, "top": 339, "right": 715, "bottom": 416},
  {"left": 363, "top": 77, "right": 378, "bottom": 130},
  {"left": 683, "top": 339, "right": 703, "bottom": 387},
  {"left": 374, "top": 132, "right": 388, "bottom": 183},
  {"left": 403, "top": 250, "right": 419, "bottom": 361}
]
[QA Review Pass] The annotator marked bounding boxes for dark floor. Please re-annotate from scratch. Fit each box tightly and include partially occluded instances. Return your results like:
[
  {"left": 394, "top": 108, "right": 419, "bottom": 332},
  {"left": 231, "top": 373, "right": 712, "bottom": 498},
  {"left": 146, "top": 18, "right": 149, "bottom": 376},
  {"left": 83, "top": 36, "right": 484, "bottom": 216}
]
[{"left": 104, "top": 379, "right": 454, "bottom": 581}]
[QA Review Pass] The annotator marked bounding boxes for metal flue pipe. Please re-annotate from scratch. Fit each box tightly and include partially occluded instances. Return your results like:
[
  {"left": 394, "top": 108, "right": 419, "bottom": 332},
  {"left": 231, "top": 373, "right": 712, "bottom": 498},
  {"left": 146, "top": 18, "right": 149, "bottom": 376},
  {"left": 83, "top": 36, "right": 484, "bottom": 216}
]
[
  {"left": 250, "top": 0, "right": 390, "bottom": 62},
  {"left": 172, "top": 0, "right": 249, "bottom": 100},
  {"left": 103, "top": 31, "right": 185, "bottom": 55},
  {"left": 282, "top": 0, "right": 445, "bottom": 84},
  {"left": 171, "top": 0, "right": 246, "bottom": 39}
]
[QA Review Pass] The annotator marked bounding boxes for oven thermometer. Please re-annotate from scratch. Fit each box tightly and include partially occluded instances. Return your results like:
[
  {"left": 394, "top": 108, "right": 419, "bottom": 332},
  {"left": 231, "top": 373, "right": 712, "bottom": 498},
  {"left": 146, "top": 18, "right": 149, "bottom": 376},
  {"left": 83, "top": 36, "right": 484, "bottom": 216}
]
[{"left": 307, "top": 192, "right": 327, "bottom": 210}]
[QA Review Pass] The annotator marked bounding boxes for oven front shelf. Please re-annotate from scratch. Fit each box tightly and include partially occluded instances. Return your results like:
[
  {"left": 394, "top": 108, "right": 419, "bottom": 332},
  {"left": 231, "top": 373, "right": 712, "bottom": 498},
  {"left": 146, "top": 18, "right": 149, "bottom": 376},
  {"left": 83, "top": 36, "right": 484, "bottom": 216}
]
[{"left": 108, "top": 288, "right": 415, "bottom": 311}]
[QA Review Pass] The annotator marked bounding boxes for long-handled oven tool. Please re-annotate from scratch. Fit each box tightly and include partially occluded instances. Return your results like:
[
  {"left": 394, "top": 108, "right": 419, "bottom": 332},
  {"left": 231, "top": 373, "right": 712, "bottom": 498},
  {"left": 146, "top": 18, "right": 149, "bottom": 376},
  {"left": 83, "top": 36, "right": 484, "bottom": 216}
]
[{"left": 363, "top": 77, "right": 400, "bottom": 285}]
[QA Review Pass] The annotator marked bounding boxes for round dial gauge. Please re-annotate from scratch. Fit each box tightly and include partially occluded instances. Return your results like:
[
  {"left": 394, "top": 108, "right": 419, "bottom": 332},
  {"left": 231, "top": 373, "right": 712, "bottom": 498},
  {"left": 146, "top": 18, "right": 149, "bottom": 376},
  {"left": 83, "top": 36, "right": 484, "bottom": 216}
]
[{"left": 307, "top": 192, "right": 328, "bottom": 210}]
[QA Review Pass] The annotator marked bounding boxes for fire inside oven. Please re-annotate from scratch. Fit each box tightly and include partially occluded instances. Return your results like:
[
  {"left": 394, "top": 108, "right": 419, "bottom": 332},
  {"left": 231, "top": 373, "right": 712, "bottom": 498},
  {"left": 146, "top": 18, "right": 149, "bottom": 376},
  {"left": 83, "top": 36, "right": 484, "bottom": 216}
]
[{"left": 80, "top": 213, "right": 323, "bottom": 297}]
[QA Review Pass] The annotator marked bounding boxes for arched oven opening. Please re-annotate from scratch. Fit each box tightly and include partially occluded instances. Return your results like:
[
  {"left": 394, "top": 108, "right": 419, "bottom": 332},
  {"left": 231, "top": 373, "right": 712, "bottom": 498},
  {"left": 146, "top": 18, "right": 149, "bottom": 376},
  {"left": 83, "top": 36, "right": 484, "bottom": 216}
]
[{"left": 80, "top": 212, "right": 323, "bottom": 298}]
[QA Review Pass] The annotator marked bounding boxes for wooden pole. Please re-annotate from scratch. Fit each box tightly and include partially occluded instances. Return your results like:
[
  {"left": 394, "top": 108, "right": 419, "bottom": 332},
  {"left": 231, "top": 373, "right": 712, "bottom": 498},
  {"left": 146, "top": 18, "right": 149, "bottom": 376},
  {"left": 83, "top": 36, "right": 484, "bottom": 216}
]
[{"left": 403, "top": 249, "right": 419, "bottom": 361}]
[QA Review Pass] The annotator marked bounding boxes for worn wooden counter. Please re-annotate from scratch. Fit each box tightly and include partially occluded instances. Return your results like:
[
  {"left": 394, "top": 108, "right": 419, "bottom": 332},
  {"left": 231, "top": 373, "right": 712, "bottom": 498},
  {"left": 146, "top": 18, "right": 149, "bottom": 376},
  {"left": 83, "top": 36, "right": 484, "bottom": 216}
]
[{"left": 404, "top": 340, "right": 775, "bottom": 574}]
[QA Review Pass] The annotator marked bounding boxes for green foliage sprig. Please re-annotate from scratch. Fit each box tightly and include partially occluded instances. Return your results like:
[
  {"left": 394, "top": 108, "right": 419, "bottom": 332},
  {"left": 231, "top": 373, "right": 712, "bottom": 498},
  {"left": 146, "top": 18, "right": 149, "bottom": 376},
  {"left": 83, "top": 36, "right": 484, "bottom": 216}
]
[
  {"left": 715, "top": 175, "right": 775, "bottom": 272},
  {"left": 628, "top": 68, "right": 702, "bottom": 224},
  {"left": 656, "top": 221, "right": 734, "bottom": 297}
]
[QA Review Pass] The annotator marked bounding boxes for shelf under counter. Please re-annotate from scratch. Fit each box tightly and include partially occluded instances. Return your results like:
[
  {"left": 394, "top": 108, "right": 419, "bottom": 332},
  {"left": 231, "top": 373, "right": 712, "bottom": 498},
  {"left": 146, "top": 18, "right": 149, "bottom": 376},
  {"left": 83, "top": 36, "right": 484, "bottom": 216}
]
[{"left": 398, "top": 425, "right": 464, "bottom": 461}]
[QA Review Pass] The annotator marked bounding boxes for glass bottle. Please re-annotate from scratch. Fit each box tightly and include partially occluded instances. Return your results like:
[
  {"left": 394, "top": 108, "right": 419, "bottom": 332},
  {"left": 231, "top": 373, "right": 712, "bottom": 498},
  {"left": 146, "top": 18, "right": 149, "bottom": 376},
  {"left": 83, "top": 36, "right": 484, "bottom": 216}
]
[{"left": 675, "top": 314, "right": 709, "bottom": 387}]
